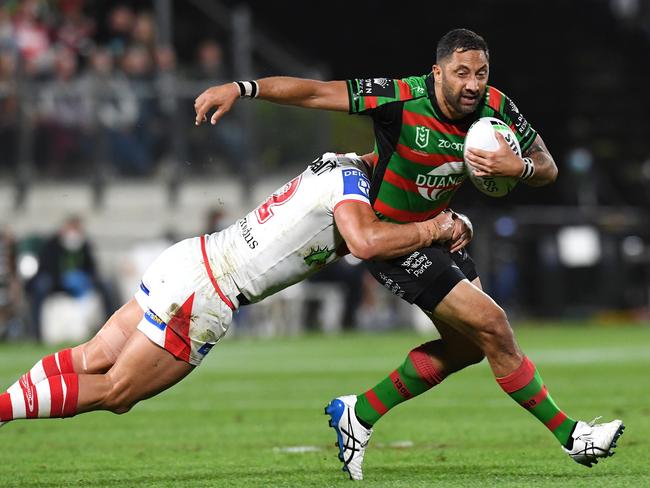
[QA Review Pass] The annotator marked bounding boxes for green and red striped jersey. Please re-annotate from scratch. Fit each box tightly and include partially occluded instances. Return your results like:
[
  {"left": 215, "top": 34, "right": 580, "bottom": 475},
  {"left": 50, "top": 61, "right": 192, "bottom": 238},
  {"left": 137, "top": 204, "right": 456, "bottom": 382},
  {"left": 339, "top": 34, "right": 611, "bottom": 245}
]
[{"left": 346, "top": 74, "right": 537, "bottom": 222}]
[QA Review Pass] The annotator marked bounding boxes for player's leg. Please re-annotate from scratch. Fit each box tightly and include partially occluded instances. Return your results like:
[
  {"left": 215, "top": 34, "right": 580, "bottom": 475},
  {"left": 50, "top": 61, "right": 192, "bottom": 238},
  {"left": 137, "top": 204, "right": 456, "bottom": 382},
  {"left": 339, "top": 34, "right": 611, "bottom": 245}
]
[
  {"left": 352, "top": 314, "right": 484, "bottom": 429},
  {"left": 4, "top": 298, "right": 142, "bottom": 397},
  {"left": 433, "top": 280, "right": 624, "bottom": 465},
  {"left": 0, "top": 329, "right": 192, "bottom": 421}
]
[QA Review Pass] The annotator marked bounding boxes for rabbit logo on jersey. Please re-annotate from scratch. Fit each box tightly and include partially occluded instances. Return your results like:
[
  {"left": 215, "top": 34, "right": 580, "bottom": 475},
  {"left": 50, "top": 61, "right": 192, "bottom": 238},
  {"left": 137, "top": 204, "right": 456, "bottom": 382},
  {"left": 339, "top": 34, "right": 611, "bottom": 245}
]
[
  {"left": 416, "top": 161, "right": 466, "bottom": 201},
  {"left": 343, "top": 169, "right": 370, "bottom": 199}
]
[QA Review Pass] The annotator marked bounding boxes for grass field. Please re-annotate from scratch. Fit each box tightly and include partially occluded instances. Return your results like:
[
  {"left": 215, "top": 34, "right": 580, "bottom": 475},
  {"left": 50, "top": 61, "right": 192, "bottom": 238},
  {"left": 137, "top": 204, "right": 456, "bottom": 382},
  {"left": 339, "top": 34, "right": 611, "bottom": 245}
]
[{"left": 0, "top": 323, "right": 648, "bottom": 487}]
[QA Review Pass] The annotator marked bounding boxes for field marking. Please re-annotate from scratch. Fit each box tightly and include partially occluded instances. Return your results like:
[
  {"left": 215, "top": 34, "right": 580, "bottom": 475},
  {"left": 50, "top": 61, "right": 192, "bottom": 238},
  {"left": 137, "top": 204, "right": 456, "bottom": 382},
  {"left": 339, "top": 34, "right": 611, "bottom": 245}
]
[{"left": 273, "top": 445, "right": 322, "bottom": 453}]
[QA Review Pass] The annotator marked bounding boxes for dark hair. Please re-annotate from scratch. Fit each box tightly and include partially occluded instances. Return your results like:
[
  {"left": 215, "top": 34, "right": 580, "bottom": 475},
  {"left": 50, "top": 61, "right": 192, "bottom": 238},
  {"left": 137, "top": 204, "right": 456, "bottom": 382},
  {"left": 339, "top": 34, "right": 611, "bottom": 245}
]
[{"left": 436, "top": 28, "right": 489, "bottom": 63}]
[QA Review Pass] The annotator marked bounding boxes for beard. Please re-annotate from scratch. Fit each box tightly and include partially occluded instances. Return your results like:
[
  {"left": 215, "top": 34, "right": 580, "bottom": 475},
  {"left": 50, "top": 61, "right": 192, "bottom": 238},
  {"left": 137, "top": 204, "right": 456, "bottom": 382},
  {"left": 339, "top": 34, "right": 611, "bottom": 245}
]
[{"left": 442, "top": 84, "right": 483, "bottom": 116}]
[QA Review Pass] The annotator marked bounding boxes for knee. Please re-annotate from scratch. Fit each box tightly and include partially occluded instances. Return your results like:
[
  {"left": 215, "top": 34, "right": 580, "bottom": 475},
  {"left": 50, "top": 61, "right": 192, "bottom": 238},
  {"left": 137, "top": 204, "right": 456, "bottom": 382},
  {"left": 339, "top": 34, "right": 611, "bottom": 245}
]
[
  {"left": 101, "top": 377, "right": 137, "bottom": 415},
  {"left": 476, "top": 305, "right": 514, "bottom": 349}
]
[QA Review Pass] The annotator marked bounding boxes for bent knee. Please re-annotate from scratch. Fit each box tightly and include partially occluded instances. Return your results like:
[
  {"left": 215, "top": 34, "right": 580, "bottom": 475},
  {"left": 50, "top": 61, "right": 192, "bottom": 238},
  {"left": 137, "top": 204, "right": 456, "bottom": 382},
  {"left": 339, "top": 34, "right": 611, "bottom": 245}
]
[
  {"left": 476, "top": 306, "right": 514, "bottom": 345},
  {"left": 101, "top": 379, "right": 138, "bottom": 415}
]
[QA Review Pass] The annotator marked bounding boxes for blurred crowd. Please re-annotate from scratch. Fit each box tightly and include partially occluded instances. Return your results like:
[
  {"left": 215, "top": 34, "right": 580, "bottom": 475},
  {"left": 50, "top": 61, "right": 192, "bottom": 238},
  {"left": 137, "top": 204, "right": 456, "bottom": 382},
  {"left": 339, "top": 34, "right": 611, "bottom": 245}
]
[{"left": 0, "top": 0, "right": 243, "bottom": 179}]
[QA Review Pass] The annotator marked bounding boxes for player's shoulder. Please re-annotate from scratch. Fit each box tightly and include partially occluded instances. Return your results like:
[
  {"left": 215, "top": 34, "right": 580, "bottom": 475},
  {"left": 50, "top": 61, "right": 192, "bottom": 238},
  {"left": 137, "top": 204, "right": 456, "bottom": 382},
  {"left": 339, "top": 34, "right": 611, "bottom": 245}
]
[{"left": 306, "top": 152, "right": 369, "bottom": 178}]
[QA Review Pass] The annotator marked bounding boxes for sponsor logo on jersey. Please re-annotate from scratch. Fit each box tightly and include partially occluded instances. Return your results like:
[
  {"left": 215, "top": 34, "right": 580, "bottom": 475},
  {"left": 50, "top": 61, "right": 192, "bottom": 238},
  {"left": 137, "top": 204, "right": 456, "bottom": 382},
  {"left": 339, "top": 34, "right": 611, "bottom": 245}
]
[
  {"left": 342, "top": 169, "right": 370, "bottom": 199},
  {"left": 304, "top": 246, "right": 335, "bottom": 267},
  {"left": 415, "top": 126, "right": 430, "bottom": 149},
  {"left": 437, "top": 138, "right": 464, "bottom": 151},
  {"left": 357, "top": 78, "right": 395, "bottom": 97},
  {"left": 412, "top": 85, "right": 426, "bottom": 96},
  {"left": 238, "top": 216, "right": 258, "bottom": 249},
  {"left": 415, "top": 161, "right": 466, "bottom": 201},
  {"left": 400, "top": 251, "right": 433, "bottom": 278},
  {"left": 309, "top": 155, "right": 337, "bottom": 175},
  {"left": 504, "top": 97, "right": 530, "bottom": 135}
]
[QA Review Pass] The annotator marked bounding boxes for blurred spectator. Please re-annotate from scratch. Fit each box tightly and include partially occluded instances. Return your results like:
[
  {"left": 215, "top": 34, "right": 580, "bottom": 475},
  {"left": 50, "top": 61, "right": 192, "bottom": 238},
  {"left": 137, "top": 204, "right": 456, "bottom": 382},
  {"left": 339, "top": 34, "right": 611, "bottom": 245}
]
[
  {"left": 188, "top": 38, "right": 245, "bottom": 174},
  {"left": 12, "top": 0, "right": 52, "bottom": 78},
  {"left": 105, "top": 4, "right": 135, "bottom": 59},
  {"left": 36, "top": 46, "right": 92, "bottom": 177},
  {"left": 53, "top": 0, "right": 95, "bottom": 59},
  {"left": 81, "top": 46, "right": 141, "bottom": 176},
  {"left": 306, "top": 255, "right": 366, "bottom": 330},
  {"left": 189, "top": 39, "right": 227, "bottom": 81},
  {"left": 153, "top": 44, "right": 180, "bottom": 164},
  {"left": 115, "top": 43, "right": 157, "bottom": 175},
  {"left": 132, "top": 11, "right": 156, "bottom": 57},
  {"left": 0, "top": 225, "right": 25, "bottom": 340},
  {"left": 25, "top": 215, "right": 114, "bottom": 341},
  {"left": 0, "top": 49, "right": 18, "bottom": 174}
]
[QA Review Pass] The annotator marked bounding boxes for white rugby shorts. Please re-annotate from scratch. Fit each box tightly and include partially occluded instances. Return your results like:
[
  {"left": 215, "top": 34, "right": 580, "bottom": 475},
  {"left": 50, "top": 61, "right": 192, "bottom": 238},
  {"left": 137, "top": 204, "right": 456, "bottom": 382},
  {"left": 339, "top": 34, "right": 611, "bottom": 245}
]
[{"left": 134, "top": 235, "right": 238, "bottom": 365}]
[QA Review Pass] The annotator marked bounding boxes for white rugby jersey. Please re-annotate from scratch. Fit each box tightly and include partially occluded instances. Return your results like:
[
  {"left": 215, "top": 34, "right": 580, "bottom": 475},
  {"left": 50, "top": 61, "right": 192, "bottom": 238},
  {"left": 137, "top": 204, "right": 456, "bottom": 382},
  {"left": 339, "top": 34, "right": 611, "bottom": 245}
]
[{"left": 206, "top": 152, "right": 371, "bottom": 304}]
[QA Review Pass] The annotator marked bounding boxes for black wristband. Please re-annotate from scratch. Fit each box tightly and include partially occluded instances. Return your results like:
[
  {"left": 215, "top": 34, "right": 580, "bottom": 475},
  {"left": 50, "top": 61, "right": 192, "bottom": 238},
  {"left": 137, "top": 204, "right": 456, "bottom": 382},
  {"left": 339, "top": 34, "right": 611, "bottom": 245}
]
[
  {"left": 520, "top": 157, "right": 535, "bottom": 180},
  {"left": 234, "top": 80, "right": 259, "bottom": 98}
]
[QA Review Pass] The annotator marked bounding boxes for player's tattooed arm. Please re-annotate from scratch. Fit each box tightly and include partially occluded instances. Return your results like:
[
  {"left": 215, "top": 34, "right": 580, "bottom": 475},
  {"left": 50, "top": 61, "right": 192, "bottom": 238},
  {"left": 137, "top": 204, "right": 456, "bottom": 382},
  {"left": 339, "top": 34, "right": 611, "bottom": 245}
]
[{"left": 522, "top": 135, "right": 558, "bottom": 187}]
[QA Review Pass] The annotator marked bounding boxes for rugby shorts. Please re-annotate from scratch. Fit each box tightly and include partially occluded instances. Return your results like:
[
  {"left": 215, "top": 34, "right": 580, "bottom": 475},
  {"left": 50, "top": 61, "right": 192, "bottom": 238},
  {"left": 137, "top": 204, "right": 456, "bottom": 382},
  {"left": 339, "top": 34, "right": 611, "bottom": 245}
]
[
  {"left": 366, "top": 244, "right": 478, "bottom": 313},
  {"left": 134, "top": 235, "right": 240, "bottom": 366}
]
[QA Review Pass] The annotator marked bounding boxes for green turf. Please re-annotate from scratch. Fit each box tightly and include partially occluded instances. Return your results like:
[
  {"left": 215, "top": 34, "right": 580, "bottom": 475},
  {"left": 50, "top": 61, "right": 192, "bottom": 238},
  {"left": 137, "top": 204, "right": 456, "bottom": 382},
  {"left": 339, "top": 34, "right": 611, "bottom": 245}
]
[{"left": 0, "top": 323, "right": 649, "bottom": 487}]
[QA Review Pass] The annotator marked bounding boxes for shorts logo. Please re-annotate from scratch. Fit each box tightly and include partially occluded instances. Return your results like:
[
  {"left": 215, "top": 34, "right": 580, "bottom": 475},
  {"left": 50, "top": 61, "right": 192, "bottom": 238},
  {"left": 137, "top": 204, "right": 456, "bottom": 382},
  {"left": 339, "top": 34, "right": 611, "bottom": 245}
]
[
  {"left": 145, "top": 309, "right": 167, "bottom": 331},
  {"left": 378, "top": 272, "right": 405, "bottom": 298},
  {"left": 400, "top": 251, "right": 433, "bottom": 278},
  {"left": 415, "top": 126, "right": 430, "bottom": 149}
]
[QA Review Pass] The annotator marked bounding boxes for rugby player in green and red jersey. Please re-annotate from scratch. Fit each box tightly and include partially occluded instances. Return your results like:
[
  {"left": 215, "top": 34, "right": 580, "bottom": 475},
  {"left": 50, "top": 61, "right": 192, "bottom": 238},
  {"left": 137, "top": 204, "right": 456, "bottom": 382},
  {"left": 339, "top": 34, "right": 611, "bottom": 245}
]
[{"left": 194, "top": 28, "right": 624, "bottom": 480}]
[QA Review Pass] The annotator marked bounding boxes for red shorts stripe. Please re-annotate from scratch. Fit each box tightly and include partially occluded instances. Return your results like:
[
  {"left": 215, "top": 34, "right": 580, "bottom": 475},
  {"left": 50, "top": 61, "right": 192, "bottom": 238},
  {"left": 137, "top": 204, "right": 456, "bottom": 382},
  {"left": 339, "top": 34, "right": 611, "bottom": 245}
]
[
  {"left": 42, "top": 354, "right": 60, "bottom": 378},
  {"left": 200, "top": 235, "right": 235, "bottom": 311},
  {"left": 48, "top": 376, "right": 64, "bottom": 417},
  {"left": 62, "top": 374, "right": 79, "bottom": 417},
  {"left": 496, "top": 357, "right": 535, "bottom": 393},
  {"left": 364, "top": 390, "right": 388, "bottom": 415},
  {"left": 522, "top": 385, "right": 549, "bottom": 410},
  {"left": 389, "top": 371, "right": 412, "bottom": 399},
  {"left": 545, "top": 411, "right": 568, "bottom": 432},
  {"left": 164, "top": 293, "right": 194, "bottom": 363}
]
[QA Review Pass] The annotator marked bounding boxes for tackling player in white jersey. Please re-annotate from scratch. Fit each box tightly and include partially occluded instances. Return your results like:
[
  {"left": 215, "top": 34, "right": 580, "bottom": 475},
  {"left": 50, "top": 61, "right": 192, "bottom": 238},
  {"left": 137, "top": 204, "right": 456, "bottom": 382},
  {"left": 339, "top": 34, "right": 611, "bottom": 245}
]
[{"left": 0, "top": 152, "right": 471, "bottom": 426}]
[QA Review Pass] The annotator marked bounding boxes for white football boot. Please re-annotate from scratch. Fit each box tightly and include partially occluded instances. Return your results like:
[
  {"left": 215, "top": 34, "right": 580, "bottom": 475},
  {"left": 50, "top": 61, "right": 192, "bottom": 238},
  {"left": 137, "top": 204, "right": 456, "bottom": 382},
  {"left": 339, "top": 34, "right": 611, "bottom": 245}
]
[
  {"left": 324, "top": 395, "right": 373, "bottom": 480},
  {"left": 564, "top": 417, "right": 625, "bottom": 467}
]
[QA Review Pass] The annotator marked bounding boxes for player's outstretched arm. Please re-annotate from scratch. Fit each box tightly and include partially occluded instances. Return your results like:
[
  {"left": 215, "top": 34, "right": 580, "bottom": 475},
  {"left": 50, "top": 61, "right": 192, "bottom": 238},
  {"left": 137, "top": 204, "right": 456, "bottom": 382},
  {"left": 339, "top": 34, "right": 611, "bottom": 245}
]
[
  {"left": 334, "top": 202, "right": 455, "bottom": 260},
  {"left": 194, "top": 77, "right": 348, "bottom": 126}
]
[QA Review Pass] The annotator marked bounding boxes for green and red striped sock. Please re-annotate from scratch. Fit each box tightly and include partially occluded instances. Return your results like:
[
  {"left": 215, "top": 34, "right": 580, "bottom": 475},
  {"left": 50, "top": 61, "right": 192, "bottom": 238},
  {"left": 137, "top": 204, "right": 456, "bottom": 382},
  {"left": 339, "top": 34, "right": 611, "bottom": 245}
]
[
  {"left": 496, "top": 356, "right": 576, "bottom": 446},
  {"left": 355, "top": 341, "right": 446, "bottom": 426}
]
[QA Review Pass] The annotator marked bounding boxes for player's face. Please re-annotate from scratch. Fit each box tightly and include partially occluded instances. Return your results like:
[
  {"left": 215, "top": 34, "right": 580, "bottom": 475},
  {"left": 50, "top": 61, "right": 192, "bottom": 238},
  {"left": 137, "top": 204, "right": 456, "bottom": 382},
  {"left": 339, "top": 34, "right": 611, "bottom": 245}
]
[{"left": 433, "top": 49, "right": 489, "bottom": 119}]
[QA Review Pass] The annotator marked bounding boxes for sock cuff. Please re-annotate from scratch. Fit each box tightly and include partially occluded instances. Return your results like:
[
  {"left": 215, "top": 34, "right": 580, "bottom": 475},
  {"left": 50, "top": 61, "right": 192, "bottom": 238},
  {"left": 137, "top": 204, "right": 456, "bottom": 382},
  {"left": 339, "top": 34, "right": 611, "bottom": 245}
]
[
  {"left": 408, "top": 343, "right": 447, "bottom": 387},
  {"left": 58, "top": 349, "right": 75, "bottom": 375},
  {"left": 62, "top": 373, "right": 79, "bottom": 417},
  {"left": 496, "top": 356, "right": 535, "bottom": 393}
]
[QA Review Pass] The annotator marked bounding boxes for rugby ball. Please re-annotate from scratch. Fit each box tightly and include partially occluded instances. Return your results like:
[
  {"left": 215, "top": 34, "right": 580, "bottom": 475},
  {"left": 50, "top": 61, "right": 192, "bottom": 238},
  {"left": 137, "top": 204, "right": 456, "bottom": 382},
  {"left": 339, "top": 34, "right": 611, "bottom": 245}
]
[{"left": 463, "top": 117, "right": 520, "bottom": 197}]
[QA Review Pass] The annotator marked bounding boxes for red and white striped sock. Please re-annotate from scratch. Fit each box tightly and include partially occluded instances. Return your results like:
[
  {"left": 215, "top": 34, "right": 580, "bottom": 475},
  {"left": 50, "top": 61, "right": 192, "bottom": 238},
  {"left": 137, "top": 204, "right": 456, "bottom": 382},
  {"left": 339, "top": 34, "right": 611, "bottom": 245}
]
[
  {"left": 0, "top": 373, "right": 79, "bottom": 421},
  {"left": 6, "top": 349, "right": 75, "bottom": 396}
]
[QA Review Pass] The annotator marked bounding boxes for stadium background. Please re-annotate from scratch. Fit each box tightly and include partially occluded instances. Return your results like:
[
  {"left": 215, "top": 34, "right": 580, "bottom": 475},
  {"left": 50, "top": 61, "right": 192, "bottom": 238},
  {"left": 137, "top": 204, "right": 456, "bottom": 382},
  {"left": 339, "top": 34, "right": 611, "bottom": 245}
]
[{"left": 0, "top": 1, "right": 649, "bottom": 487}]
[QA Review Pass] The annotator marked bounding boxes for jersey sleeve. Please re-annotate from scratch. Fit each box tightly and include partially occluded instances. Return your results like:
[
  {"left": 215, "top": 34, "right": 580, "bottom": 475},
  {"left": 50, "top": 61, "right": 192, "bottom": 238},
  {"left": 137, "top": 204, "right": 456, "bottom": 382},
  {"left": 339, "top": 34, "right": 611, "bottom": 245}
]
[
  {"left": 484, "top": 86, "right": 538, "bottom": 153},
  {"left": 347, "top": 75, "right": 429, "bottom": 115},
  {"left": 331, "top": 166, "right": 372, "bottom": 213}
]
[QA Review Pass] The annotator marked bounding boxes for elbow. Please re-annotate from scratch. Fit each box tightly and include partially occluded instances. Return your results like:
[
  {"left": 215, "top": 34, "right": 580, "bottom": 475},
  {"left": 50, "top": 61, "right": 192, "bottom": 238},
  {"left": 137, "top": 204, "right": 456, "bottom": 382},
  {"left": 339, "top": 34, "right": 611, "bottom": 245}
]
[{"left": 347, "top": 237, "right": 379, "bottom": 261}]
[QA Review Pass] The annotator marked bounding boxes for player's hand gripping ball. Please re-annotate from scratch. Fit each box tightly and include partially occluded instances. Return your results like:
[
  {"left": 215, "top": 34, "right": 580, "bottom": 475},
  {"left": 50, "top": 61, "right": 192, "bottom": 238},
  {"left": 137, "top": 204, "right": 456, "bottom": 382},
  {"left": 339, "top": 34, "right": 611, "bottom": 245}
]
[{"left": 463, "top": 117, "right": 521, "bottom": 197}]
